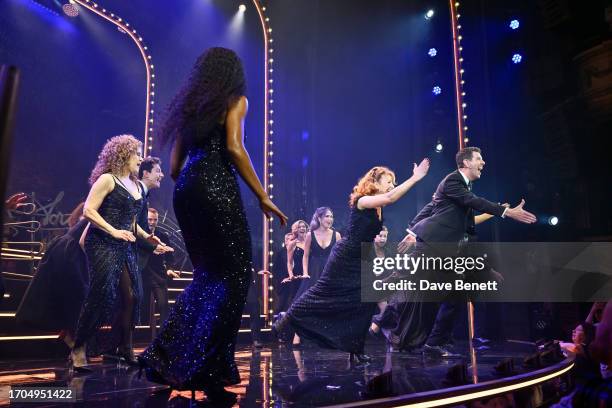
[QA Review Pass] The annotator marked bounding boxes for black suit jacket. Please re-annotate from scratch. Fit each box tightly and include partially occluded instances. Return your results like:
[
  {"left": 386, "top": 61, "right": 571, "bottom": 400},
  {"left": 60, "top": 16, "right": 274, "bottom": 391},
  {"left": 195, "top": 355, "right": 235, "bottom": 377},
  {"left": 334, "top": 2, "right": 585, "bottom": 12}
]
[
  {"left": 136, "top": 184, "right": 157, "bottom": 272},
  {"left": 142, "top": 229, "right": 176, "bottom": 287},
  {"left": 409, "top": 170, "right": 505, "bottom": 243}
]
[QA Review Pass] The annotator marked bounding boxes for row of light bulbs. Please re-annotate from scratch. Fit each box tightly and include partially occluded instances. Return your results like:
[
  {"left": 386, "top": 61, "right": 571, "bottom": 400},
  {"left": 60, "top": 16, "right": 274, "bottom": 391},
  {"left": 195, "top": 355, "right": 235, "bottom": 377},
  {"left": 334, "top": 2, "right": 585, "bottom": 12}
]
[
  {"left": 77, "top": 0, "right": 156, "bottom": 152},
  {"left": 454, "top": 2, "right": 469, "bottom": 145}
]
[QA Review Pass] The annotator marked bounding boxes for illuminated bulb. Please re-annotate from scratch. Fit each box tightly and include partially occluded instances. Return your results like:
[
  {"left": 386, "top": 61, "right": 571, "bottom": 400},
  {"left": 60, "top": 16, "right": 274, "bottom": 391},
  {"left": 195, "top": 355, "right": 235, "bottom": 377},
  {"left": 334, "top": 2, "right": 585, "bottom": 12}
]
[
  {"left": 148, "top": 55, "right": 152, "bottom": 59},
  {"left": 269, "top": 286, "right": 274, "bottom": 290},
  {"left": 148, "top": 137, "right": 153, "bottom": 141},
  {"left": 457, "top": 14, "right": 461, "bottom": 18},
  {"left": 455, "top": 1, "right": 459, "bottom": 6},
  {"left": 269, "top": 251, "right": 274, "bottom": 256},
  {"left": 269, "top": 109, "right": 274, "bottom": 114},
  {"left": 265, "top": 17, "right": 269, "bottom": 22},
  {"left": 462, "top": 102, "right": 467, "bottom": 108},
  {"left": 150, "top": 64, "right": 154, "bottom": 69},
  {"left": 149, "top": 119, "right": 154, "bottom": 123},
  {"left": 269, "top": 38, "right": 274, "bottom": 43},
  {"left": 270, "top": 195, "right": 274, "bottom": 199},
  {"left": 269, "top": 151, "right": 274, "bottom": 156},
  {"left": 269, "top": 120, "right": 274, "bottom": 124},
  {"left": 268, "top": 28, "right": 272, "bottom": 33},
  {"left": 461, "top": 80, "right": 465, "bottom": 84},
  {"left": 269, "top": 184, "right": 274, "bottom": 188},
  {"left": 269, "top": 49, "right": 274, "bottom": 53},
  {"left": 262, "top": 6, "right": 266, "bottom": 11},
  {"left": 139, "top": 37, "right": 143, "bottom": 41},
  {"left": 461, "top": 91, "right": 466, "bottom": 96},
  {"left": 270, "top": 99, "right": 274, "bottom": 104},
  {"left": 238, "top": 4, "right": 246, "bottom": 12},
  {"left": 269, "top": 58, "right": 274, "bottom": 63},
  {"left": 464, "top": 126, "right": 468, "bottom": 131},
  {"left": 464, "top": 137, "right": 469, "bottom": 143},
  {"left": 463, "top": 115, "right": 467, "bottom": 119},
  {"left": 151, "top": 92, "right": 155, "bottom": 96},
  {"left": 269, "top": 89, "right": 274, "bottom": 93},
  {"left": 458, "top": 35, "right": 463, "bottom": 41},
  {"left": 269, "top": 130, "right": 274, "bottom": 135}
]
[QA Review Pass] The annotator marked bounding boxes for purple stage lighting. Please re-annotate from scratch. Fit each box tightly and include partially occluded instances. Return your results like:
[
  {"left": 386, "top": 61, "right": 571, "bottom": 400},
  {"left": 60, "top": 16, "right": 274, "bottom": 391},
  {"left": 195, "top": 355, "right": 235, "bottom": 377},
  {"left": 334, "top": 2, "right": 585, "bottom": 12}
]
[
  {"left": 428, "top": 48, "right": 438, "bottom": 57},
  {"left": 512, "top": 53, "right": 523, "bottom": 64},
  {"left": 432, "top": 86, "right": 442, "bottom": 95},
  {"left": 509, "top": 19, "right": 520, "bottom": 30}
]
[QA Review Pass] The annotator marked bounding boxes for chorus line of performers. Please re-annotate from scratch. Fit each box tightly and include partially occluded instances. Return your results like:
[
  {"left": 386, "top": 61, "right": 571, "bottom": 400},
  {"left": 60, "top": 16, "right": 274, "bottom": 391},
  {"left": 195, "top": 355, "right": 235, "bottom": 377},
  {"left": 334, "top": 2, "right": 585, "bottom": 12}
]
[{"left": 11, "top": 46, "right": 542, "bottom": 405}]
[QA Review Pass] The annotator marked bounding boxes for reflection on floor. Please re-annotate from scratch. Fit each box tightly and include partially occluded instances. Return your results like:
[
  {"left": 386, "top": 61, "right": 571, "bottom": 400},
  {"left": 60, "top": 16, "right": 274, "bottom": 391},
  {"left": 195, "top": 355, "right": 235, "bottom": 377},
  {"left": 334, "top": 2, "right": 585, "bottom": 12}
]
[{"left": 0, "top": 341, "right": 562, "bottom": 407}]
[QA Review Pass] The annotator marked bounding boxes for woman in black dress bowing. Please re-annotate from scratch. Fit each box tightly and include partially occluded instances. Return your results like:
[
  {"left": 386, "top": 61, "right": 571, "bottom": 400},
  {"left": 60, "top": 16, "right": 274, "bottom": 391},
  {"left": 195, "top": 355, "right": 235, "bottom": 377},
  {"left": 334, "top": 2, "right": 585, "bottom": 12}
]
[
  {"left": 139, "top": 47, "right": 287, "bottom": 404},
  {"left": 274, "top": 160, "right": 429, "bottom": 361}
]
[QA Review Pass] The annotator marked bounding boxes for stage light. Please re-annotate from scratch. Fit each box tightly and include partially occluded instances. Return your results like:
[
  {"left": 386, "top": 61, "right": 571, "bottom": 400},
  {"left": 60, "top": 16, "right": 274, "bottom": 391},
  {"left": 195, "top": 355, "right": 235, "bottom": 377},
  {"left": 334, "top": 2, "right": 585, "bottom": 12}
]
[
  {"left": 62, "top": 3, "right": 79, "bottom": 17},
  {"left": 435, "top": 142, "right": 444, "bottom": 152},
  {"left": 548, "top": 216, "right": 559, "bottom": 226},
  {"left": 428, "top": 48, "right": 437, "bottom": 57},
  {"left": 238, "top": 4, "right": 246, "bottom": 12},
  {"left": 509, "top": 19, "right": 520, "bottom": 30},
  {"left": 432, "top": 86, "right": 442, "bottom": 95},
  {"left": 512, "top": 53, "right": 523, "bottom": 64},
  {"left": 425, "top": 9, "right": 435, "bottom": 20}
]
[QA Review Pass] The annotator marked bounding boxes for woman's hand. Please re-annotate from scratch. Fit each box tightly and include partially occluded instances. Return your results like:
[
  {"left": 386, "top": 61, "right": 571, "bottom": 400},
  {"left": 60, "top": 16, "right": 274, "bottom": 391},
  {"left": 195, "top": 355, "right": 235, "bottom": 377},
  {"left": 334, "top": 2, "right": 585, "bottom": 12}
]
[
  {"left": 111, "top": 229, "right": 136, "bottom": 242},
  {"left": 260, "top": 197, "right": 288, "bottom": 226},
  {"left": 412, "top": 158, "right": 430, "bottom": 181}
]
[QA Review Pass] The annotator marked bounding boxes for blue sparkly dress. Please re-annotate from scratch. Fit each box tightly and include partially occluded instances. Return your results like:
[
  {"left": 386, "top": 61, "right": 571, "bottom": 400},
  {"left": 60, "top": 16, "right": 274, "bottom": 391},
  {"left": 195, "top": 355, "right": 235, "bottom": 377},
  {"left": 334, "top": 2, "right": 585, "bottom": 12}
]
[
  {"left": 286, "top": 204, "right": 381, "bottom": 354},
  {"left": 73, "top": 176, "right": 143, "bottom": 353},
  {"left": 140, "top": 123, "right": 252, "bottom": 389}
]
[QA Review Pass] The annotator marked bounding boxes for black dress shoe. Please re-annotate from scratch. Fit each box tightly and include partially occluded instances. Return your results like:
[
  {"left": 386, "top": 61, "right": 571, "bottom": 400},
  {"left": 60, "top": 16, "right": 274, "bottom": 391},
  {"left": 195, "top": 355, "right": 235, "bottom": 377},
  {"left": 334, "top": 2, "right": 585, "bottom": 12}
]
[
  {"left": 423, "top": 344, "right": 462, "bottom": 358},
  {"left": 349, "top": 353, "right": 372, "bottom": 364}
]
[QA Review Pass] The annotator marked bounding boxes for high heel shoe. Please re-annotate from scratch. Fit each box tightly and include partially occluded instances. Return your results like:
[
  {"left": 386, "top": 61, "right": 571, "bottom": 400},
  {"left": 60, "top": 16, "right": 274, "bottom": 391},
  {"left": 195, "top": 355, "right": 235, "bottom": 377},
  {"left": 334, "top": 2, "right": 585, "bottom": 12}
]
[
  {"left": 349, "top": 352, "right": 372, "bottom": 364},
  {"left": 68, "top": 346, "right": 92, "bottom": 374},
  {"left": 67, "top": 356, "right": 92, "bottom": 374},
  {"left": 271, "top": 312, "right": 294, "bottom": 342}
]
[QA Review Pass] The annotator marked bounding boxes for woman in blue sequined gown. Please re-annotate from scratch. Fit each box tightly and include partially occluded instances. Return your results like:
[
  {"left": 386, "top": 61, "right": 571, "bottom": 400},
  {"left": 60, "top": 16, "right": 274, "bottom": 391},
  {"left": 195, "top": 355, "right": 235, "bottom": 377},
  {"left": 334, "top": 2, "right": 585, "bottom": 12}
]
[
  {"left": 275, "top": 161, "right": 430, "bottom": 361},
  {"left": 139, "top": 47, "right": 287, "bottom": 403},
  {"left": 70, "top": 135, "right": 163, "bottom": 370}
]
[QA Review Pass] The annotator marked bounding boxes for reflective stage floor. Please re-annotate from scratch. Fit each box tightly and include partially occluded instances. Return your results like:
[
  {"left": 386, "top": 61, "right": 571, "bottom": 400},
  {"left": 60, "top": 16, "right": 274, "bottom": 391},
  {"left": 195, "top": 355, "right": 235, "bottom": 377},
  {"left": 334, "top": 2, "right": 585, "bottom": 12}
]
[{"left": 0, "top": 340, "right": 573, "bottom": 407}]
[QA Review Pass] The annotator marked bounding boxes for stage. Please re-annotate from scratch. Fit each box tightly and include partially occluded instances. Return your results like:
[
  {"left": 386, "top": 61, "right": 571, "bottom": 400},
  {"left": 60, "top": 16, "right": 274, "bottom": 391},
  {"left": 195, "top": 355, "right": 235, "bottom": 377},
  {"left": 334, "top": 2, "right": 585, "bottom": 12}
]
[{"left": 0, "top": 339, "right": 573, "bottom": 407}]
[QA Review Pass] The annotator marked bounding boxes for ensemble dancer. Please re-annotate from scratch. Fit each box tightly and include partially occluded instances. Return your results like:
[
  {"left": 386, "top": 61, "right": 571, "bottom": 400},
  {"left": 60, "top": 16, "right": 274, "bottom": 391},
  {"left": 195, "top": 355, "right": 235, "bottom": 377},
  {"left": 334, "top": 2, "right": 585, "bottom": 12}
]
[
  {"left": 298, "top": 207, "right": 340, "bottom": 296},
  {"left": 390, "top": 146, "right": 536, "bottom": 357},
  {"left": 138, "top": 47, "right": 287, "bottom": 404},
  {"left": 368, "top": 226, "right": 393, "bottom": 337},
  {"left": 16, "top": 202, "right": 88, "bottom": 348},
  {"left": 140, "top": 207, "right": 178, "bottom": 335},
  {"left": 291, "top": 208, "right": 340, "bottom": 346},
  {"left": 274, "top": 160, "right": 430, "bottom": 362},
  {"left": 277, "top": 220, "right": 309, "bottom": 313},
  {"left": 70, "top": 134, "right": 162, "bottom": 371}
]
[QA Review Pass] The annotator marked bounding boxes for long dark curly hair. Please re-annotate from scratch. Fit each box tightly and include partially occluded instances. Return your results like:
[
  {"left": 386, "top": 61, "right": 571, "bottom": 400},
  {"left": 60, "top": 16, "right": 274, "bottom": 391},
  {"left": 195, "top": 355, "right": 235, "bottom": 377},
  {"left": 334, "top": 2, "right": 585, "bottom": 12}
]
[{"left": 160, "top": 47, "right": 246, "bottom": 147}]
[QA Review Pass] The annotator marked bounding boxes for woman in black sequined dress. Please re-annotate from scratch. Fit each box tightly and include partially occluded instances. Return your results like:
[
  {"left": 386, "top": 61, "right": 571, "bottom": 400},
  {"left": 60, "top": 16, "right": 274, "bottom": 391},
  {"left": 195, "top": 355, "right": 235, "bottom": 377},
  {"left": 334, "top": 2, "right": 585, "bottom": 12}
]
[
  {"left": 274, "top": 161, "right": 430, "bottom": 361},
  {"left": 138, "top": 47, "right": 287, "bottom": 404},
  {"left": 70, "top": 135, "right": 163, "bottom": 370},
  {"left": 277, "top": 220, "right": 308, "bottom": 313}
]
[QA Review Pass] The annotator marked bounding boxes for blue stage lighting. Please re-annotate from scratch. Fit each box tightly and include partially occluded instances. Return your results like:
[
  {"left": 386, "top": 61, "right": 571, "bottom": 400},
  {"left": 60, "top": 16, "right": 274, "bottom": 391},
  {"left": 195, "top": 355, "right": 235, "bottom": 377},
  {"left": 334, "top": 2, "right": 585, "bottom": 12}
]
[
  {"left": 425, "top": 9, "right": 435, "bottom": 20},
  {"left": 428, "top": 48, "right": 438, "bottom": 57},
  {"left": 509, "top": 19, "right": 520, "bottom": 30},
  {"left": 238, "top": 4, "right": 246, "bottom": 12},
  {"left": 548, "top": 216, "right": 559, "bottom": 226},
  {"left": 432, "top": 86, "right": 442, "bottom": 95},
  {"left": 512, "top": 53, "right": 522, "bottom": 64},
  {"left": 435, "top": 142, "right": 443, "bottom": 153}
]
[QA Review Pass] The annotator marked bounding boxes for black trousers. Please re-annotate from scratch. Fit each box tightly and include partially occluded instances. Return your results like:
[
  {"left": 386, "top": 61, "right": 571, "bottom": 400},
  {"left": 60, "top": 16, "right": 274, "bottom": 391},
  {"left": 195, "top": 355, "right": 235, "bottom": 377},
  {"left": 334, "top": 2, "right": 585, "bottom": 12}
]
[{"left": 141, "top": 283, "right": 169, "bottom": 328}]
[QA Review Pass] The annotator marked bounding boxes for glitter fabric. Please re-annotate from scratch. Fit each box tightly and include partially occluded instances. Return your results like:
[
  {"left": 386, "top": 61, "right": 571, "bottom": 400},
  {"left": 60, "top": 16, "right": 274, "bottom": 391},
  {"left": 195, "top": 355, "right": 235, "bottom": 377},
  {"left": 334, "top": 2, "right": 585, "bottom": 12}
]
[
  {"left": 73, "top": 176, "right": 143, "bottom": 353},
  {"left": 286, "top": 204, "right": 381, "bottom": 354},
  {"left": 139, "top": 123, "right": 252, "bottom": 389}
]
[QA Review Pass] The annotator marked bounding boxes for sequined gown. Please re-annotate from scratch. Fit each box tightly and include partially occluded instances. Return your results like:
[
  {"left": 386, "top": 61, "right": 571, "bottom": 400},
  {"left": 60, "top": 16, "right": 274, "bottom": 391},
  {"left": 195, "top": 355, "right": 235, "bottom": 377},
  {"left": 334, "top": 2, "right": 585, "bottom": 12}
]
[
  {"left": 286, "top": 205, "right": 381, "bottom": 354},
  {"left": 73, "top": 177, "right": 143, "bottom": 353},
  {"left": 140, "top": 124, "right": 252, "bottom": 389}
]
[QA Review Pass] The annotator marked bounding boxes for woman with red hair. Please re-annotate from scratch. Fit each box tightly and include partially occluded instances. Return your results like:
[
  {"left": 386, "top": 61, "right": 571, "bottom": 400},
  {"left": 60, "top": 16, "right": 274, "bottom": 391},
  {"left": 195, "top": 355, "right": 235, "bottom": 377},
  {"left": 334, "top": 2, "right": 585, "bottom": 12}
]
[{"left": 274, "top": 159, "right": 430, "bottom": 362}]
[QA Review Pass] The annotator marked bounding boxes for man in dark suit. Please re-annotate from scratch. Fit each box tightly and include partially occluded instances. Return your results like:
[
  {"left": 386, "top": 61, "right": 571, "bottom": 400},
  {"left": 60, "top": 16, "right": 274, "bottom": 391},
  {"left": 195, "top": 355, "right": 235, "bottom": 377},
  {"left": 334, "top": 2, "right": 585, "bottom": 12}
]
[
  {"left": 399, "top": 146, "right": 536, "bottom": 357},
  {"left": 141, "top": 207, "right": 179, "bottom": 334},
  {"left": 136, "top": 157, "right": 174, "bottom": 332}
]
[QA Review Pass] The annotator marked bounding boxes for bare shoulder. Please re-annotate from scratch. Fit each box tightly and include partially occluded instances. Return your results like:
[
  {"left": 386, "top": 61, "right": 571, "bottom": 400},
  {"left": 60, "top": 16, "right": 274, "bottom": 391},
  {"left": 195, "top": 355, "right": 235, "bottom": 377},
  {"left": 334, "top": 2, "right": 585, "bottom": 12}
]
[
  {"left": 228, "top": 96, "right": 248, "bottom": 117},
  {"left": 96, "top": 173, "right": 115, "bottom": 188}
]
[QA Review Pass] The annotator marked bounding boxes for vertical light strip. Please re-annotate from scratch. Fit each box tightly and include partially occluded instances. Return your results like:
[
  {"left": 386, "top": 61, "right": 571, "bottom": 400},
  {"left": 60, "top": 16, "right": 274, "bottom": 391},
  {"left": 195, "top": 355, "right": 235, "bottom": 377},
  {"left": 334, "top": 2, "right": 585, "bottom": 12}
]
[
  {"left": 71, "top": 0, "right": 156, "bottom": 153},
  {"left": 449, "top": 0, "right": 467, "bottom": 149},
  {"left": 252, "top": 0, "right": 274, "bottom": 320}
]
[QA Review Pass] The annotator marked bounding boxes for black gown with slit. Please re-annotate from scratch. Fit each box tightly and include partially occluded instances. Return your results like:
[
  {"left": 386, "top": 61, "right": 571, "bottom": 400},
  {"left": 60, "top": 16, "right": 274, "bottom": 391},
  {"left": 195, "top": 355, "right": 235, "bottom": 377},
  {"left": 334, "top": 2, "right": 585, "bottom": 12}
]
[
  {"left": 73, "top": 176, "right": 143, "bottom": 354},
  {"left": 285, "top": 204, "right": 381, "bottom": 354}
]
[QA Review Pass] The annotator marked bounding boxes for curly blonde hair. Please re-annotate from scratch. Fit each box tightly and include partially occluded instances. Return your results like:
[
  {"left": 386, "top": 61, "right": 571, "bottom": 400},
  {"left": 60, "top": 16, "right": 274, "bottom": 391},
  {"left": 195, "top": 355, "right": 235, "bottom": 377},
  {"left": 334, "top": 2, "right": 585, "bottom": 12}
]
[
  {"left": 349, "top": 166, "right": 396, "bottom": 207},
  {"left": 89, "top": 134, "right": 142, "bottom": 185}
]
